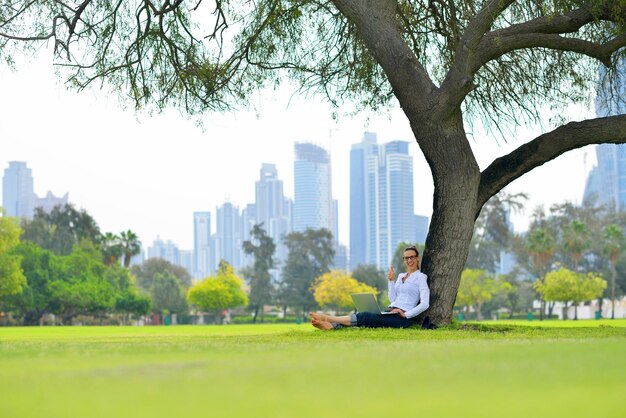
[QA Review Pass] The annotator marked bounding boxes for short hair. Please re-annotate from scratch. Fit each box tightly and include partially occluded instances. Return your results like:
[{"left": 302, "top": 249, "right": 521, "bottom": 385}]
[{"left": 403, "top": 245, "right": 419, "bottom": 256}]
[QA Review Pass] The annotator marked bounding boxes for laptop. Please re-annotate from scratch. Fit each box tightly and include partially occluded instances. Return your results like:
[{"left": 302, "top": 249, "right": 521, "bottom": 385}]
[{"left": 350, "top": 293, "right": 397, "bottom": 314}]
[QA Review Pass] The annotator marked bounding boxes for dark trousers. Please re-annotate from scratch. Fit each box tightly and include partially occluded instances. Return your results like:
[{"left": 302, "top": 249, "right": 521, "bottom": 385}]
[{"left": 354, "top": 312, "right": 418, "bottom": 329}]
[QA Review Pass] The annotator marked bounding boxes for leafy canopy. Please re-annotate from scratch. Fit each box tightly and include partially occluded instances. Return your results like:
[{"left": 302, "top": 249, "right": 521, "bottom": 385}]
[{"left": 1, "top": 1, "right": 624, "bottom": 129}]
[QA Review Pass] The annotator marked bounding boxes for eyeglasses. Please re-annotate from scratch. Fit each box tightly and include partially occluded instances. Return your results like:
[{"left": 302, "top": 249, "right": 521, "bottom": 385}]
[{"left": 403, "top": 256, "right": 417, "bottom": 261}]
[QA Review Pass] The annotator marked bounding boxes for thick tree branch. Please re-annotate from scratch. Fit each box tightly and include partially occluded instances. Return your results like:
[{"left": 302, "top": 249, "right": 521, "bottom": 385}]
[
  {"left": 480, "top": 32, "right": 626, "bottom": 68},
  {"left": 331, "top": 0, "right": 437, "bottom": 116},
  {"left": 477, "top": 115, "right": 626, "bottom": 213},
  {"left": 439, "top": 0, "right": 516, "bottom": 114},
  {"left": 441, "top": 1, "right": 626, "bottom": 115}
]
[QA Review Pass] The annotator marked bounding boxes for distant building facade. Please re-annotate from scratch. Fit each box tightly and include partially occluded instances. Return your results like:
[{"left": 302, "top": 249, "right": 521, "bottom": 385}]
[
  {"left": 583, "top": 60, "right": 626, "bottom": 210},
  {"left": 147, "top": 236, "right": 182, "bottom": 267},
  {"left": 254, "top": 163, "right": 292, "bottom": 264},
  {"left": 350, "top": 133, "right": 422, "bottom": 270},
  {"left": 293, "top": 143, "right": 335, "bottom": 236},
  {"left": 2, "top": 161, "right": 34, "bottom": 218},
  {"left": 3, "top": 161, "right": 69, "bottom": 219},
  {"left": 193, "top": 212, "right": 211, "bottom": 280},
  {"left": 216, "top": 202, "right": 242, "bottom": 270},
  {"left": 34, "top": 191, "right": 69, "bottom": 214}
]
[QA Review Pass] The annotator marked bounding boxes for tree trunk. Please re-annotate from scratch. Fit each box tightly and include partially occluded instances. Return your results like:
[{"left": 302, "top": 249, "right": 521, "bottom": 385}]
[
  {"left": 611, "top": 262, "right": 616, "bottom": 320},
  {"left": 418, "top": 121, "right": 481, "bottom": 326},
  {"left": 252, "top": 306, "right": 259, "bottom": 324}
]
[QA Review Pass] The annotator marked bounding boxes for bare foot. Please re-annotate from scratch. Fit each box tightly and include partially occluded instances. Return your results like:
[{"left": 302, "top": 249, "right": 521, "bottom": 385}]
[
  {"left": 311, "top": 317, "right": 333, "bottom": 330},
  {"left": 309, "top": 312, "right": 330, "bottom": 322}
]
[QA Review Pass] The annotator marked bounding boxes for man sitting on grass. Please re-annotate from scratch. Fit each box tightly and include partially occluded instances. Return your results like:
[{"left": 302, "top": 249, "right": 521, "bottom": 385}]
[{"left": 310, "top": 245, "right": 430, "bottom": 330}]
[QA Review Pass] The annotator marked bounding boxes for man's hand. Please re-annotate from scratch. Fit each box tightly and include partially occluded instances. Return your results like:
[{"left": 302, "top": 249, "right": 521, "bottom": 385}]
[{"left": 387, "top": 266, "right": 395, "bottom": 281}]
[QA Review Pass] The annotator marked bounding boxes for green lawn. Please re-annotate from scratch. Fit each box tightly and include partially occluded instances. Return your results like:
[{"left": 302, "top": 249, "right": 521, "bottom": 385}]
[{"left": 1, "top": 320, "right": 625, "bottom": 418}]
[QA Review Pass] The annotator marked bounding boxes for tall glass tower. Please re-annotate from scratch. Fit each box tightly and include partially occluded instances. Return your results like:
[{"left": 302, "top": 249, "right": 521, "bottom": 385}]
[
  {"left": 255, "top": 163, "right": 291, "bottom": 263},
  {"left": 293, "top": 143, "right": 334, "bottom": 236},
  {"left": 349, "top": 133, "right": 416, "bottom": 270},
  {"left": 2, "top": 161, "right": 35, "bottom": 218},
  {"left": 583, "top": 60, "right": 626, "bottom": 210},
  {"left": 216, "top": 202, "right": 241, "bottom": 269},
  {"left": 193, "top": 212, "right": 211, "bottom": 279}
]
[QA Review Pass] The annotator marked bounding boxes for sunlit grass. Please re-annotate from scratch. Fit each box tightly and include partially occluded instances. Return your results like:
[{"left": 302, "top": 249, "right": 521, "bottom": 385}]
[{"left": 1, "top": 321, "right": 625, "bottom": 418}]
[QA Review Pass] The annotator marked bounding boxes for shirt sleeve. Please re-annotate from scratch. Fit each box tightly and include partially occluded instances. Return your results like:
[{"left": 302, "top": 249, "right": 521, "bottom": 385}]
[
  {"left": 404, "top": 275, "right": 430, "bottom": 319},
  {"left": 388, "top": 274, "right": 400, "bottom": 304}
]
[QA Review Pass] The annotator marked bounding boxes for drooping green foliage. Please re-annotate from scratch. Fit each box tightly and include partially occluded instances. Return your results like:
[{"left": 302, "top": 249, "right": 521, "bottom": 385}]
[{"left": 0, "top": 1, "right": 623, "bottom": 127}]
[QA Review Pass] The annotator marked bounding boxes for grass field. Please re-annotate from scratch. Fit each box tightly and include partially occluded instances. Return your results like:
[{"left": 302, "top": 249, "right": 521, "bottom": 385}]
[{"left": 1, "top": 320, "right": 625, "bottom": 418}]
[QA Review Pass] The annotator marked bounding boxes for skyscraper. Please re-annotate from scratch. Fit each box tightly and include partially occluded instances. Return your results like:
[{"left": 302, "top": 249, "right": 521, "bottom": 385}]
[
  {"left": 193, "top": 212, "right": 211, "bottom": 279},
  {"left": 583, "top": 61, "right": 626, "bottom": 209},
  {"left": 349, "top": 132, "right": 378, "bottom": 269},
  {"left": 350, "top": 133, "right": 417, "bottom": 270},
  {"left": 2, "top": 161, "right": 34, "bottom": 218},
  {"left": 385, "top": 140, "right": 416, "bottom": 262},
  {"left": 254, "top": 163, "right": 291, "bottom": 263},
  {"left": 216, "top": 202, "right": 242, "bottom": 269},
  {"left": 293, "top": 143, "right": 334, "bottom": 235}
]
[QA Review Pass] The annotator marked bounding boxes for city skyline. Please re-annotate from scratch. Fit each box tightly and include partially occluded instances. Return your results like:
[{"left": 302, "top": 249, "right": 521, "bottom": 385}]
[{"left": 0, "top": 48, "right": 597, "bottom": 252}]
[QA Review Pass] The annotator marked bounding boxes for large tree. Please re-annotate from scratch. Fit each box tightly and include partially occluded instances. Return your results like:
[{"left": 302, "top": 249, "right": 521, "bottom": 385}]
[
  {"left": 280, "top": 228, "right": 335, "bottom": 318},
  {"left": 242, "top": 224, "right": 276, "bottom": 323},
  {"left": 2, "top": 1, "right": 626, "bottom": 324}
]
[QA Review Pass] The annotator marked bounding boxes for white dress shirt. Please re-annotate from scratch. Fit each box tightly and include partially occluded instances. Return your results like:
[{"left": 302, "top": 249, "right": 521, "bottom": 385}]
[{"left": 387, "top": 270, "right": 430, "bottom": 319}]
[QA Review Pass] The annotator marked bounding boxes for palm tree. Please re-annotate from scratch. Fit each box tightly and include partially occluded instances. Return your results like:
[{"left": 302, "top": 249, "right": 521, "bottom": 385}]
[
  {"left": 563, "top": 220, "right": 591, "bottom": 270},
  {"left": 526, "top": 227, "right": 556, "bottom": 320},
  {"left": 119, "top": 230, "right": 142, "bottom": 268},
  {"left": 602, "top": 224, "right": 625, "bottom": 320},
  {"left": 101, "top": 232, "right": 122, "bottom": 266}
]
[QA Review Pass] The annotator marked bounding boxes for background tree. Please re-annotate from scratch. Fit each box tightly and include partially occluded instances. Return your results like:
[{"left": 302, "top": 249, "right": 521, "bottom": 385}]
[
  {"left": 525, "top": 225, "right": 556, "bottom": 319},
  {"left": 280, "top": 228, "right": 334, "bottom": 320},
  {"left": 351, "top": 264, "right": 387, "bottom": 293},
  {"left": 311, "top": 270, "right": 377, "bottom": 311},
  {"left": 3, "top": 1, "right": 626, "bottom": 324},
  {"left": 466, "top": 192, "right": 527, "bottom": 272},
  {"left": 21, "top": 205, "right": 101, "bottom": 255},
  {"left": 100, "top": 232, "right": 122, "bottom": 266},
  {"left": 456, "top": 269, "right": 512, "bottom": 320},
  {"left": 119, "top": 230, "right": 142, "bottom": 268},
  {"left": 187, "top": 260, "right": 248, "bottom": 324},
  {"left": 488, "top": 268, "right": 528, "bottom": 319},
  {"left": 150, "top": 271, "right": 188, "bottom": 321},
  {"left": 0, "top": 213, "right": 26, "bottom": 298},
  {"left": 131, "top": 258, "right": 192, "bottom": 292},
  {"left": 534, "top": 267, "right": 578, "bottom": 320},
  {"left": 534, "top": 267, "right": 607, "bottom": 320},
  {"left": 47, "top": 242, "right": 116, "bottom": 324},
  {"left": 105, "top": 263, "right": 151, "bottom": 323},
  {"left": 1, "top": 242, "right": 56, "bottom": 324},
  {"left": 602, "top": 224, "right": 625, "bottom": 319},
  {"left": 242, "top": 224, "right": 276, "bottom": 323},
  {"left": 562, "top": 220, "right": 591, "bottom": 270},
  {"left": 572, "top": 272, "right": 607, "bottom": 320}
]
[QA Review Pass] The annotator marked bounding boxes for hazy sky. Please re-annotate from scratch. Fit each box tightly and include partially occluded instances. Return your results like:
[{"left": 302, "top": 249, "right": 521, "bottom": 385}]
[{"left": 0, "top": 49, "right": 596, "bottom": 250}]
